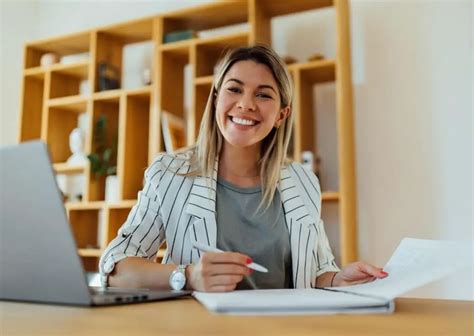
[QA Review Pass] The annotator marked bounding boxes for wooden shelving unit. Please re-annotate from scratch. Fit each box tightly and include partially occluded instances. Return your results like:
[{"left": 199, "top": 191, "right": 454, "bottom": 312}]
[{"left": 18, "top": 0, "right": 357, "bottom": 271}]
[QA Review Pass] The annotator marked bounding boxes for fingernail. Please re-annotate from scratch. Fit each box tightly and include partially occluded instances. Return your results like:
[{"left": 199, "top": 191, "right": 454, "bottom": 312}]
[
  {"left": 246, "top": 258, "right": 253, "bottom": 264},
  {"left": 381, "top": 271, "right": 389, "bottom": 276},
  {"left": 247, "top": 268, "right": 254, "bottom": 274}
]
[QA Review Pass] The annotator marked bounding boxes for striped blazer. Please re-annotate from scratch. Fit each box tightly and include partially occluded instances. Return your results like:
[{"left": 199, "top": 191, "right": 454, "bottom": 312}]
[{"left": 99, "top": 151, "right": 339, "bottom": 288}]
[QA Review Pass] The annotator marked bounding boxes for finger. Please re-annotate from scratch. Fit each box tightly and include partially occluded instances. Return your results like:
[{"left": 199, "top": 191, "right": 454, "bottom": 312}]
[
  {"left": 205, "top": 252, "right": 251, "bottom": 266},
  {"left": 206, "top": 263, "right": 251, "bottom": 276},
  {"left": 359, "top": 262, "right": 389, "bottom": 278}
]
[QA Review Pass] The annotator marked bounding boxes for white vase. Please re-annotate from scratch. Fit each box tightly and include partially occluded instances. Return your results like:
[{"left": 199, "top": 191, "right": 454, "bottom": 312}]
[{"left": 105, "top": 175, "right": 119, "bottom": 203}]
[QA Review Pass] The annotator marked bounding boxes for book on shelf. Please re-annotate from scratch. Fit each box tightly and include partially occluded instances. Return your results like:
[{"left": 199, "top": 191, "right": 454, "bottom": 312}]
[{"left": 161, "top": 111, "right": 186, "bottom": 154}]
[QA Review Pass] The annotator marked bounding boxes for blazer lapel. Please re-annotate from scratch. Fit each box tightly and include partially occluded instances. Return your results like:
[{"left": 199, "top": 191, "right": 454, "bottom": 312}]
[
  {"left": 279, "top": 165, "right": 317, "bottom": 289},
  {"left": 185, "top": 161, "right": 218, "bottom": 261}
]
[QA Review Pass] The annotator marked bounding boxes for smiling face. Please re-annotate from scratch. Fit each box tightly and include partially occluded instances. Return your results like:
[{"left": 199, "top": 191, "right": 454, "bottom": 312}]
[{"left": 215, "top": 60, "right": 289, "bottom": 151}]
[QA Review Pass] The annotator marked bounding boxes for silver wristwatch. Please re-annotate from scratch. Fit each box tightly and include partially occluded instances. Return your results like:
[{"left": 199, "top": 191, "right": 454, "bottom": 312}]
[{"left": 169, "top": 265, "right": 187, "bottom": 290}]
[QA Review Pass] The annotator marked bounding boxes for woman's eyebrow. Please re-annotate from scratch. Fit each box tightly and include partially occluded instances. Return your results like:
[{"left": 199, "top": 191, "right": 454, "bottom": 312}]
[{"left": 225, "top": 78, "right": 277, "bottom": 94}]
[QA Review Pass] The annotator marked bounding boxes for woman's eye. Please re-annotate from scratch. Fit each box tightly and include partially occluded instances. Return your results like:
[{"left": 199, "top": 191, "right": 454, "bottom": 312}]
[
  {"left": 257, "top": 93, "right": 272, "bottom": 99},
  {"left": 227, "top": 87, "right": 241, "bottom": 93}
]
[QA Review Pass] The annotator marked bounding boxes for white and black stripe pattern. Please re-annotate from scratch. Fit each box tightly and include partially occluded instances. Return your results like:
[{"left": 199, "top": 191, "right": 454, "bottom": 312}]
[{"left": 99, "top": 153, "right": 339, "bottom": 288}]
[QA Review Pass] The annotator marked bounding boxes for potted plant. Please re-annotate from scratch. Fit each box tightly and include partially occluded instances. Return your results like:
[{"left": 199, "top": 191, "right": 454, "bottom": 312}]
[{"left": 87, "top": 114, "right": 118, "bottom": 202}]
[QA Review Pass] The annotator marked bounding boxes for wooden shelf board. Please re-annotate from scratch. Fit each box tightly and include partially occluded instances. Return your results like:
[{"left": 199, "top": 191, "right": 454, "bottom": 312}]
[
  {"left": 53, "top": 163, "right": 86, "bottom": 175},
  {"left": 100, "top": 17, "right": 154, "bottom": 44},
  {"left": 160, "top": 39, "right": 191, "bottom": 58},
  {"left": 50, "top": 60, "right": 90, "bottom": 79},
  {"left": 26, "top": 30, "right": 90, "bottom": 56},
  {"left": 23, "top": 67, "right": 45, "bottom": 80},
  {"left": 78, "top": 249, "right": 103, "bottom": 257},
  {"left": 48, "top": 95, "right": 88, "bottom": 112},
  {"left": 289, "top": 59, "right": 336, "bottom": 84},
  {"left": 322, "top": 191, "right": 339, "bottom": 202},
  {"left": 194, "top": 75, "right": 214, "bottom": 86},
  {"left": 107, "top": 200, "right": 137, "bottom": 209},
  {"left": 196, "top": 31, "right": 249, "bottom": 49},
  {"left": 125, "top": 85, "right": 152, "bottom": 98},
  {"left": 260, "top": 0, "right": 333, "bottom": 17},
  {"left": 66, "top": 201, "right": 105, "bottom": 211},
  {"left": 93, "top": 89, "right": 122, "bottom": 102},
  {"left": 163, "top": 1, "right": 248, "bottom": 32}
]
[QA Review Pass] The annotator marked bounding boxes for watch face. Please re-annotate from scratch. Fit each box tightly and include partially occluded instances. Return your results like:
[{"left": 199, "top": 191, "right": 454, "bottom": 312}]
[{"left": 171, "top": 271, "right": 186, "bottom": 290}]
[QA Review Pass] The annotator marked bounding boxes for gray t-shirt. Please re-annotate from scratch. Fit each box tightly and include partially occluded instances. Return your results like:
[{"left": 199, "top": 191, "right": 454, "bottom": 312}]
[{"left": 216, "top": 178, "right": 293, "bottom": 290}]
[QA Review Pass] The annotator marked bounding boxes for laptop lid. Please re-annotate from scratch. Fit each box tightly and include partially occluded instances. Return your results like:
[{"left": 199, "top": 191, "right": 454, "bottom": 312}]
[{"left": 0, "top": 141, "right": 91, "bottom": 305}]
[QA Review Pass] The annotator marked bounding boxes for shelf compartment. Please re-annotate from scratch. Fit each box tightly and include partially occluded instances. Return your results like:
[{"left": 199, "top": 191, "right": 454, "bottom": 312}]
[
  {"left": 289, "top": 59, "right": 336, "bottom": 84},
  {"left": 120, "top": 93, "right": 150, "bottom": 200},
  {"left": 100, "top": 17, "right": 154, "bottom": 44},
  {"left": 105, "top": 206, "right": 133, "bottom": 247},
  {"left": 87, "top": 100, "right": 121, "bottom": 202},
  {"left": 54, "top": 163, "right": 86, "bottom": 175},
  {"left": 49, "top": 62, "right": 90, "bottom": 99},
  {"left": 25, "top": 31, "right": 91, "bottom": 69},
  {"left": 162, "top": 1, "right": 248, "bottom": 35},
  {"left": 45, "top": 104, "right": 88, "bottom": 163},
  {"left": 258, "top": 0, "right": 333, "bottom": 18},
  {"left": 19, "top": 76, "right": 45, "bottom": 142},
  {"left": 159, "top": 48, "right": 190, "bottom": 145},
  {"left": 195, "top": 32, "right": 249, "bottom": 77},
  {"left": 68, "top": 207, "right": 101, "bottom": 250},
  {"left": 190, "top": 82, "right": 212, "bottom": 145}
]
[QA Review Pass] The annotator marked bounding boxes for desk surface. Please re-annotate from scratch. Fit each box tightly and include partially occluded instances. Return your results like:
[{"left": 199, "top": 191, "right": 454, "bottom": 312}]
[{"left": 1, "top": 297, "right": 473, "bottom": 335}]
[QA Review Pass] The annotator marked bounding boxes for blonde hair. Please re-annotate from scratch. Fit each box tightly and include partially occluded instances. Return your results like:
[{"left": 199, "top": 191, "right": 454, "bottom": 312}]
[{"left": 183, "top": 45, "right": 294, "bottom": 210}]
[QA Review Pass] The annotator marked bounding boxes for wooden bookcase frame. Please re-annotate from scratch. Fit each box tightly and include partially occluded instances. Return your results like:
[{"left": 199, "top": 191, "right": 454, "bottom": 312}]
[{"left": 18, "top": 0, "right": 357, "bottom": 271}]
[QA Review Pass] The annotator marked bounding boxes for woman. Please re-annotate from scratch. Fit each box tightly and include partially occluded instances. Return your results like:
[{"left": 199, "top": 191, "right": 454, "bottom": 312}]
[{"left": 99, "top": 45, "right": 388, "bottom": 292}]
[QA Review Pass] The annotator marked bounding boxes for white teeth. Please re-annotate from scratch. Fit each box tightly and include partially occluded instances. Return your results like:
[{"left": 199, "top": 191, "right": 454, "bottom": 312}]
[{"left": 232, "top": 117, "right": 256, "bottom": 126}]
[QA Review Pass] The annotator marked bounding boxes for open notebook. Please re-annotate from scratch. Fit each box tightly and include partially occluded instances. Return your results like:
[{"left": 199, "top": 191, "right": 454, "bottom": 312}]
[{"left": 194, "top": 238, "right": 472, "bottom": 315}]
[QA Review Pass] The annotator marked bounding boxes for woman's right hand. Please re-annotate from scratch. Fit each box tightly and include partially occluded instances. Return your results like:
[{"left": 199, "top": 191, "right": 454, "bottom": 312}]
[{"left": 186, "top": 252, "right": 252, "bottom": 292}]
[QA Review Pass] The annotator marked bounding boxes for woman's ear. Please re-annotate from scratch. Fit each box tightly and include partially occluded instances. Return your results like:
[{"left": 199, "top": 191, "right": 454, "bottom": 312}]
[{"left": 274, "top": 106, "right": 291, "bottom": 128}]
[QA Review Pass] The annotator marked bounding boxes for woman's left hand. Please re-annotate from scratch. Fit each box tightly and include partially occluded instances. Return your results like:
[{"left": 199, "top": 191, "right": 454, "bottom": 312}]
[{"left": 333, "top": 261, "right": 389, "bottom": 287}]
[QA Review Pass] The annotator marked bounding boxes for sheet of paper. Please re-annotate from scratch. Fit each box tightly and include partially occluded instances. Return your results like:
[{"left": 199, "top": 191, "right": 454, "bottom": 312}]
[
  {"left": 335, "top": 238, "right": 473, "bottom": 299},
  {"left": 193, "top": 288, "right": 393, "bottom": 315}
]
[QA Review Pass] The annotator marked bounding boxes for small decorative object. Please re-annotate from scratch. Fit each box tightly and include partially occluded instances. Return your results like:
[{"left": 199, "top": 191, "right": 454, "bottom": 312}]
[
  {"left": 87, "top": 115, "right": 118, "bottom": 202},
  {"left": 142, "top": 68, "right": 152, "bottom": 86},
  {"left": 98, "top": 62, "right": 120, "bottom": 91},
  {"left": 161, "top": 111, "right": 186, "bottom": 154},
  {"left": 105, "top": 175, "right": 119, "bottom": 203},
  {"left": 307, "top": 53, "right": 325, "bottom": 62},
  {"left": 301, "top": 151, "right": 314, "bottom": 172},
  {"left": 67, "top": 128, "right": 88, "bottom": 166},
  {"left": 40, "top": 53, "right": 59, "bottom": 67},
  {"left": 163, "top": 30, "right": 196, "bottom": 44},
  {"left": 283, "top": 56, "right": 297, "bottom": 65}
]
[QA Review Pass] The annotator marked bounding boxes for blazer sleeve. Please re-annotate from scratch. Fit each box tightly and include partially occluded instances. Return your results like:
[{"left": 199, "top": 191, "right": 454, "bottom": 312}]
[
  {"left": 294, "top": 163, "right": 340, "bottom": 278},
  {"left": 98, "top": 156, "right": 166, "bottom": 286}
]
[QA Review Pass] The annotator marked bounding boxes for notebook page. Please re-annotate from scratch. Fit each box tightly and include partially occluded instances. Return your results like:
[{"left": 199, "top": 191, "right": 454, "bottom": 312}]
[{"left": 334, "top": 238, "right": 473, "bottom": 300}]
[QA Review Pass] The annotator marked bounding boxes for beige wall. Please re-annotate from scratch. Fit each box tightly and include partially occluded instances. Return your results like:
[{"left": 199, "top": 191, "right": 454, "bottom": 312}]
[{"left": 1, "top": 0, "right": 472, "bottom": 299}]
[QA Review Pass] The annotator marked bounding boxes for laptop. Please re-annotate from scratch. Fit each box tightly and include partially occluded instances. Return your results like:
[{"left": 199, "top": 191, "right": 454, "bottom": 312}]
[{"left": 0, "top": 141, "right": 191, "bottom": 306}]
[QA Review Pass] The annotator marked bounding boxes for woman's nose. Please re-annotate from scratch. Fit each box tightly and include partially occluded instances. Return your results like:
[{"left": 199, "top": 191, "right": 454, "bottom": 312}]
[{"left": 237, "top": 93, "right": 256, "bottom": 111}]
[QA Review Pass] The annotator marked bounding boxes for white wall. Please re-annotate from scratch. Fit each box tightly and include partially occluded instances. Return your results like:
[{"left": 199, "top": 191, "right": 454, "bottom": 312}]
[{"left": 1, "top": 0, "right": 472, "bottom": 299}]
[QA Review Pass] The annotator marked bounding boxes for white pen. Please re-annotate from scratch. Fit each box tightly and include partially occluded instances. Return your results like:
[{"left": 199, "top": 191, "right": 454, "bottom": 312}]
[{"left": 192, "top": 241, "right": 268, "bottom": 273}]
